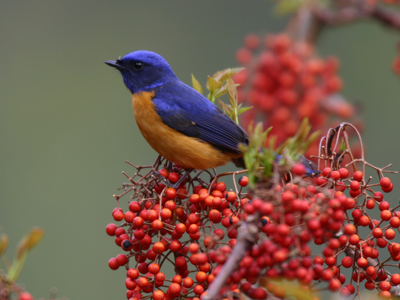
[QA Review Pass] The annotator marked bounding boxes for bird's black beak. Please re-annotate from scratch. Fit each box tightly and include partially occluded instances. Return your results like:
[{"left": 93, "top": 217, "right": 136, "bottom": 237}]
[{"left": 105, "top": 60, "right": 124, "bottom": 71}]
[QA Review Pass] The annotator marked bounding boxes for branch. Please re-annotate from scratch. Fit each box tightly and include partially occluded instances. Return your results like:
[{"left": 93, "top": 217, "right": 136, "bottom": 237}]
[
  {"left": 371, "top": 5, "right": 400, "bottom": 30},
  {"left": 343, "top": 246, "right": 400, "bottom": 297},
  {"left": 202, "top": 213, "right": 260, "bottom": 300},
  {"left": 313, "top": 6, "right": 370, "bottom": 26},
  {"left": 313, "top": 3, "right": 400, "bottom": 31},
  {"left": 203, "top": 165, "right": 283, "bottom": 300}
]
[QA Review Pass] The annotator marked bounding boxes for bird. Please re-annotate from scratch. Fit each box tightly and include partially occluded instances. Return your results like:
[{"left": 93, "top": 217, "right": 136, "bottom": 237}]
[
  {"left": 105, "top": 50, "right": 319, "bottom": 182},
  {"left": 105, "top": 50, "right": 248, "bottom": 171}
]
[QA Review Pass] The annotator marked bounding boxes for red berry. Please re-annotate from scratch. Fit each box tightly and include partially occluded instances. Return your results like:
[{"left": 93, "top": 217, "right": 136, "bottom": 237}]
[
  {"left": 168, "top": 172, "right": 180, "bottom": 183},
  {"left": 322, "top": 167, "right": 332, "bottom": 177},
  {"left": 390, "top": 217, "right": 400, "bottom": 228},
  {"left": 168, "top": 282, "right": 182, "bottom": 295},
  {"left": 236, "top": 48, "right": 252, "bottom": 64},
  {"left": 338, "top": 168, "right": 349, "bottom": 179},
  {"left": 129, "top": 201, "right": 141, "bottom": 212},
  {"left": 373, "top": 191, "right": 384, "bottom": 202},
  {"left": 245, "top": 34, "right": 260, "bottom": 50},
  {"left": 365, "top": 281, "right": 375, "bottom": 290},
  {"left": 116, "top": 254, "right": 127, "bottom": 266},
  {"left": 108, "top": 258, "right": 119, "bottom": 270},
  {"left": 292, "top": 163, "right": 306, "bottom": 175},
  {"left": 366, "top": 266, "right": 376, "bottom": 276},
  {"left": 379, "top": 201, "right": 390, "bottom": 211},
  {"left": 125, "top": 278, "right": 137, "bottom": 290},
  {"left": 162, "top": 203, "right": 175, "bottom": 215},
  {"left": 381, "top": 210, "right": 392, "bottom": 221},
  {"left": 366, "top": 199, "right": 375, "bottom": 209},
  {"left": 215, "top": 182, "right": 227, "bottom": 193},
  {"left": 136, "top": 277, "right": 148, "bottom": 288},
  {"left": 357, "top": 258, "right": 368, "bottom": 268},
  {"left": 330, "top": 170, "right": 340, "bottom": 181},
  {"left": 373, "top": 228, "right": 383, "bottom": 238},
  {"left": 148, "top": 263, "right": 160, "bottom": 274},
  {"left": 349, "top": 234, "right": 360, "bottom": 245},
  {"left": 19, "top": 293, "right": 33, "bottom": 300},
  {"left": 193, "top": 285, "right": 204, "bottom": 296},
  {"left": 382, "top": 183, "right": 393, "bottom": 193},
  {"left": 106, "top": 223, "right": 117, "bottom": 236},
  {"left": 342, "top": 256, "right": 353, "bottom": 268},
  {"left": 344, "top": 223, "right": 356, "bottom": 235},
  {"left": 316, "top": 177, "right": 327, "bottom": 186},
  {"left": 239, "top": 176, "right": 249, "bottom": 187},
  {"left": 127, "top": 268, "right": 139, "bottom": 279},
  {"left": 153, "top": 242, "right": 165, "bottom": 254},
  {"left": 124, "top": 211, "right": 135, "bottom": 223},
  {"left": 152, "top": 290, "right": 165, "bottom": 300},
  {"left": 177, "top": 188, "right": 188, "bottom": 199},
  {"left": 385, "top": 229, "right": 396, "bottom": 240},
  {"left": 380, "top": 281, "right": 391, "bottom": 291},
  {"left": 392, "top": 273, "right": 400, "bottom": 285},
  {"left": 349, "top": 181, "right": 360, "bottom": 191},
  {"left": 158, "top": 168, "right": 169, "bottom": 178},
  {"left": 209, "top": 209, "right": 222, "bottom": 223},
  {"left": 353, "top": 171, "right": 363, "bottom": 182},
  {"left": 165, "top": 188, "right": 177, "bottom": 199},
  {"left": 329, "top": 278, "right": 341, "bottom": 292},
  {"left": 380, "top": 177, "right": 391, "bottom": 188},
  {"left": 112, "top": 210, "right": 124, "bottom": 221}
]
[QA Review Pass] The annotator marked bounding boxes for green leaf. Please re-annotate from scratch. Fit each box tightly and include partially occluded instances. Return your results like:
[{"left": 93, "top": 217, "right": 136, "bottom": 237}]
[
  {"left": 214, "top": 83, "right": 240, "bottom": 99},
  {"left": 225, "top": 79, "right": 240, "bottom": 123},
  {"left": 212, "top": 67, "right": 244, "bottom": 83},
  {"left": 206, "top": 76, "right": 222, "bottom": 92},
  {"left": 218, "top": 99, "right": 233, "bottom": 116},
  {"left": 226, "top": 79, "right": 238, "bottom": 107},
  {"left": 259, "top": 278, "right": 318, "bottom": 300},
  {"left": 8, "top": 227, "right": 44, "bottom": 281},
  {"left": 276, "top": 118, "right": 319, "bottom": 164},
  {"left": 239, "top": 122, "right": 274, "bottom": 188},
  {"left": 238, "top": 106, "right": 253, "bottom": 114},
  {"left": 339, "top": 139, "right": 346, "bottom": 152},
  {"left": 213, "top": 85, "right": 228, "bottom": 99},
  {"left": 191, "top": 74, "right": 203, "bottom": 95},
  {"left": 16, "top": 227, "right": 44, "bottom": 260}
]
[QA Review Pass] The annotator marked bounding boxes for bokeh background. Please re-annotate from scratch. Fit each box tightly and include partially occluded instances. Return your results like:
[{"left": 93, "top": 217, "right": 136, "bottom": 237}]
[{"left": 1, "top": 1, "right": 400, "bottom": 299}]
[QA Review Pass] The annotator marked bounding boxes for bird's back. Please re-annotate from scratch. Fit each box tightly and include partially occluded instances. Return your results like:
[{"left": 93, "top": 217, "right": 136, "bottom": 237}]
[{"left": 152, "top": 80, "right": 248, "bottom": 156}]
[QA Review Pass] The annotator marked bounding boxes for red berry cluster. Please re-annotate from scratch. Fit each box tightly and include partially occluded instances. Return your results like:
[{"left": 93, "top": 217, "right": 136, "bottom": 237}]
[
  {"left": 106, "top": 161, "right": 255, "bottom": 300},
  {"left": 107, "top": 124, "right": 400, "bottom": 300},
  {"left": 234, "top": 34, "right": 360, "bottom": 156}
]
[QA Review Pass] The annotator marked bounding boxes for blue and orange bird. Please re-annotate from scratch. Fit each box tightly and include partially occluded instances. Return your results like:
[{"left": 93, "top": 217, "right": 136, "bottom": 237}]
[{"left": 105, "top": 50, "right": 248, "bottom": 172}]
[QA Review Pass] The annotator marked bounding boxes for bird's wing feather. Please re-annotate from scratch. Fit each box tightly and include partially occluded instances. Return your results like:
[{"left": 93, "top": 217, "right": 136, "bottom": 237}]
[{"left": 152, "top": 81, "right": 248, "bottom": 154}]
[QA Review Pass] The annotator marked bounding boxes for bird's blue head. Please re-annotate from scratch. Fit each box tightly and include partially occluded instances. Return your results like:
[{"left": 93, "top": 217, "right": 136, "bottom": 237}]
[{"left": 105, "top": 50, "right": 178, "bottom": 94}]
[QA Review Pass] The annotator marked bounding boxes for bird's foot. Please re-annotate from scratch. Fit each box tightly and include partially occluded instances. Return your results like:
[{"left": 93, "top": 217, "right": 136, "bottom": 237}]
[
  {"left": 151, "top": 170, "right": 169, "bottom": 184},
  {"left": 165, "top": 169, "right": 194, "bottom": 189}
]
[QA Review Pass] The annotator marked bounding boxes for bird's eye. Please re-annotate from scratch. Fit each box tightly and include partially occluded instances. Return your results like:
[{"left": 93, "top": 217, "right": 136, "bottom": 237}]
[{"left": 133, "top": 62, "right": 144, "bottom": 70}]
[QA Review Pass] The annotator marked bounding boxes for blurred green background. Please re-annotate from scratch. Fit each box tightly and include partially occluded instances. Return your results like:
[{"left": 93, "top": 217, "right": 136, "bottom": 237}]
[{"left": 1, "top": 1, "right": 399, "bottom": 299}]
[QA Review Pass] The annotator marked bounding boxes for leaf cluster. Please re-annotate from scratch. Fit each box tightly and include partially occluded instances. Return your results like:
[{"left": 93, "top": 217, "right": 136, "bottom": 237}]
[
  {"left": 191, "top": 69, "right": 252, "bottom": 124},
  {"left": 259, "top": 277, "right": 318, "bottom": 300},
  {"left": 239, "top": 119, "right": 319, "bottom": 188},
  {"left": 276, "top": 118, "right": 320, "bottom": 162},
  {"left": 239, "top": 123, "right": 275, "bottom": 188},
  {"left": 1, "top": 227, "right": 44, "bottom": 281}
]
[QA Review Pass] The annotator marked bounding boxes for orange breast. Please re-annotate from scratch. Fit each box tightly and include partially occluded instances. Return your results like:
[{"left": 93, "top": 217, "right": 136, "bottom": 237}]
[{"left": 131, "top": 91, "right": 232, "bottom": 170}]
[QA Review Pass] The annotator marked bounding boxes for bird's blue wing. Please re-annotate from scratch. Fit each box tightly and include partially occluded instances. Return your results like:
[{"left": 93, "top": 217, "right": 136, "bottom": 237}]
[{"left": 152, "top": 81, "right": 248, "bottom": 154}]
